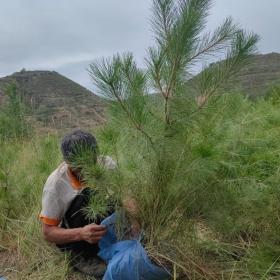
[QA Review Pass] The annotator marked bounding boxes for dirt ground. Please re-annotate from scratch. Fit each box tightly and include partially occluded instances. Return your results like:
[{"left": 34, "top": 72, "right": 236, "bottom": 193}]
[
  {"left": 0, "top": 248, "right": 90, "bottom": 280},
  {"left": 0, "top": 248, "right": 18, "bottom": 279}
]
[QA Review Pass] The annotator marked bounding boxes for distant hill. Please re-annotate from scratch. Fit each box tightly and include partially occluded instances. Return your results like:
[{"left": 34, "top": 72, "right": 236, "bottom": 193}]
[
  {"left": 191, "top": 53, "right": 280, "bottom": 98},
  {"left": 0, "top": 70, "right": 105, "bottom": 131},
  {"left": 237, "top": 52, "right": 280, "bottom": 97},
  {"left": 0, "top": 53, "right": 279, "bottom": 131}
]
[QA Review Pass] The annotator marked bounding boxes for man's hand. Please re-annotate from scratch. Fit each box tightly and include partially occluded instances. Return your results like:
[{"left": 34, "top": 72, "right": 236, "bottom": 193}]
[{"left": 80, "top": 224, "right": 107, "bottom": 244}]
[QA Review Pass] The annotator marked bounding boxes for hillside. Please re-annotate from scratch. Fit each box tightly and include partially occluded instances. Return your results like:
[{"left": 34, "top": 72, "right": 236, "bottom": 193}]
[
  {"left": 0, "top": 70, "right": 105, "bottom": 130},
  {"left": 0, "top": 53, "right": 279, "bottom": 131},
  {"left": 194, "top": 53, "right": 280, "bottom": 98},
  {"left": 238, "top": 52, "right": 280, "bottom": 97}
]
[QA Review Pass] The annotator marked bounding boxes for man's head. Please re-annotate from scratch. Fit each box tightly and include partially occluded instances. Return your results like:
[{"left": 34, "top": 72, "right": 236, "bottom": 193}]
[{"left": 61, "top": 130, "right": 98, "bottom": 174}]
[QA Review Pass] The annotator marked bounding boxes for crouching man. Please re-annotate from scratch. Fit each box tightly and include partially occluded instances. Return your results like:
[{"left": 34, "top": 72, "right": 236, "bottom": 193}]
[
  {"left": 40, "top": 130, "right": 116, "bottom": 278},
  {"left": 40, "top": 130, "right": 169, "bottom": 280}
]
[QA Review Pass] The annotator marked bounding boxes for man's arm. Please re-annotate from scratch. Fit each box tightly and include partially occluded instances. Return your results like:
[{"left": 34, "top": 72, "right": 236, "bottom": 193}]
[{"left": 42, "top": 223, "right": 107, "bottom": 244}]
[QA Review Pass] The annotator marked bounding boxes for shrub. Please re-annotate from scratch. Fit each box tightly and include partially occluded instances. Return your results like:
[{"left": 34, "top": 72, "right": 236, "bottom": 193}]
[
  {"left": 0, "top": 82, "right": 31, "bottom": 140},
  {"left": 86, "top": 0, "right": 261, "bottom": 278}
]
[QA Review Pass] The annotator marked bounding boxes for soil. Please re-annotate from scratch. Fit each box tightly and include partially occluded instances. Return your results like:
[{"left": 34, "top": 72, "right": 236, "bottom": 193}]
[{"left": 0, "top": 248, "right": 18, "bottom": 279}]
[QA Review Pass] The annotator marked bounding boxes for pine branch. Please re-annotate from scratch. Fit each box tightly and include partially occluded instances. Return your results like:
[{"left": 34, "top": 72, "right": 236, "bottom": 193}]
[
  {"left": 107, "top": 79, "right": 155, "bottom": 147},
  {"left": 188, "top": 17, "right": 239, "bottom": 63},
  {"left": 150, "top": 0, "right": 213, "bottom": 125},
  {"left": 146, "top": 47, "right": 165, "bottom": 97},
  {"left": 179, "top": 31, "right": 260, "bottom": 121},
  {"left": 89, "top": 55, "right": 155, "bottom": 147},
  {"left": 151, "top": 0, "right": 176, "bottom": 45}
]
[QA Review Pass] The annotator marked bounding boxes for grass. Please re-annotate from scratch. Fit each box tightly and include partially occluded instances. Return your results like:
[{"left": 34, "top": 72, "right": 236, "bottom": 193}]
[
  {"left": 1, "top": 90, "right": 280, "bottom": 279},
  {"left": 0, "top": 134, "right": 70, "bottom": 279},
  {"left": 0, "top": 133, "right": 100, "bottom": 280}
]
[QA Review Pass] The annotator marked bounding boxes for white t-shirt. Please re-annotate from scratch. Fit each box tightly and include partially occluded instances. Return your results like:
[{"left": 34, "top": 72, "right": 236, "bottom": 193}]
[{"left": 40, "top": 156, "right": 116, "bottom": 226}]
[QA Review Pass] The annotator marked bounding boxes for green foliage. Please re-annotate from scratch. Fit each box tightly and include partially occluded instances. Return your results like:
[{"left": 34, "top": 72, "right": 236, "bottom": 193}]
[
  {"left": 0, "top": 135, "right": 67, "bottom": 279},
  {"left": 1, "top": 94, "right": 280, "bottom": 279},
  {"left": 0, "top": 82, "right": 31, "bottom": 139},
  {"left": 266, "top": 82, "right": 280, "bottom": 105},
  {"left": 87, "top": 0, "right": 280, "bottom": 279},
  {"left": 1, "top": 1, "right": 277, "bottom": 279},
  {"left": 96, "top": 93, "right": 280, "bottom": 279}
]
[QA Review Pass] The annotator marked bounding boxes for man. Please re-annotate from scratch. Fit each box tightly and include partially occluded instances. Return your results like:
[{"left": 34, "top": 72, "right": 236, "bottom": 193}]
[
  {"left": 40, "top": 130, "right": 169, "bottom": 280},
  {"left": 40, "top": 130, "right": 116, "bottom": 278}
]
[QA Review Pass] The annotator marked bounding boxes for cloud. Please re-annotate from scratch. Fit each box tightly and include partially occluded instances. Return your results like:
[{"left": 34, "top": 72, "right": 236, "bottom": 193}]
[
  {"left": 0, "top": 0, "right": 279, "bottom": 89},
  {"left": 0, "top": 0, "right": 151, "bottom": 80},
  {"left": 208, "top": 0, "right": 280, "bottom": 53}
]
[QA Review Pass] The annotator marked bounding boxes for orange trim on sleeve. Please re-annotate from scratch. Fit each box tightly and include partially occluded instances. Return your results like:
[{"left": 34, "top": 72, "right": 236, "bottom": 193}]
[{"left": 39, "top": 215, "right": 60, "bottom": 226}]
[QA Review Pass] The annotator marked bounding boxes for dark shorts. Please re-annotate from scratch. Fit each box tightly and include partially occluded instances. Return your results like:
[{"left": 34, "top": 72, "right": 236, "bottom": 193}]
[{"left": 57, "top": 188, "right": 113, "bottom": 277}]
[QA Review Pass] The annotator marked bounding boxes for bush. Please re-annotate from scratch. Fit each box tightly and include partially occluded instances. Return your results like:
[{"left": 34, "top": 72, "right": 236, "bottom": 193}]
[{"left": 0, "top": 82, "right": 31, "bottom": 140}]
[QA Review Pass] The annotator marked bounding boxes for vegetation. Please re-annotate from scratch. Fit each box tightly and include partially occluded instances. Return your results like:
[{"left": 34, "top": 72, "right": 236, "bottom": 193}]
[
  {"left": 87, "top": 0, "right": 267, "bottom": 278},
  {"left": 0, "top": 82, "right": 31, "bottom": 140},
  {"left": 1, "top": 0, "right": 280, "bottom": 279},
  {"left": 1, "top": 89, "right": 280, "bottom": 279}
]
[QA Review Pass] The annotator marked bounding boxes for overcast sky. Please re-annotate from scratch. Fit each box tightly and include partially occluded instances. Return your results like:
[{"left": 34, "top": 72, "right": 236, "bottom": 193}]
[{"left": 0, "top": 0, "right": 279, "bottom": 90}]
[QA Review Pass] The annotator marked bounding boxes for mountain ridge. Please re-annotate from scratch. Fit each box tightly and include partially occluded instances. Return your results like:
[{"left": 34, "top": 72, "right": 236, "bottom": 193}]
[
  {"left": 0, "top": 52, "right": 279, "bottom": 130},
  {"left": 0, "top": 69, "right": 106, "bottom": 130}
]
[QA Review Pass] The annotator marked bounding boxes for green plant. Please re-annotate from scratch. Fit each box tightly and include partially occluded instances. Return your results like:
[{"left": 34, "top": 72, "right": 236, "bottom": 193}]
[
  {"left": 2, "top": 94, "right": 280, "bottom": 279},
  {"left": 0, "top": 82, "right": 31, "bottom": 140},
  {"left": 87, "top": 0, "right": 259, "bottom": 278},
  {"left": 266, "top": 83, "right": 280, "bottom": 105}
]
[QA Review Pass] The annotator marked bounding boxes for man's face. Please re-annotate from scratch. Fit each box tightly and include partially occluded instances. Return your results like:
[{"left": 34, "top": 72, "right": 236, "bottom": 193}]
[{"left": 67, "top": 148, "right": 97, "bottom": 180}]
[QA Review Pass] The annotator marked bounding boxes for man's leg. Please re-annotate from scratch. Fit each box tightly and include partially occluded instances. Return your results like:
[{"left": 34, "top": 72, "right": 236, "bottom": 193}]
[{"left": 58, "top": 188, "right": 107, "bottom": 278}]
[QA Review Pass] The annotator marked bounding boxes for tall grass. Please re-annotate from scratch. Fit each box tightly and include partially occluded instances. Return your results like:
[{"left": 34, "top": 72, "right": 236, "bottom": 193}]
[
  {"left": 86, "top": 91, "right": 280, "bottom": 279},
  {"left": 0, "top": 134, "right": 72, "bottom": 279},
  {"left": 0, "top": 82, "right": 31, "bottom": 140},
  {"left": 1, "top": 89, "right": 280, "bottom": 279}
]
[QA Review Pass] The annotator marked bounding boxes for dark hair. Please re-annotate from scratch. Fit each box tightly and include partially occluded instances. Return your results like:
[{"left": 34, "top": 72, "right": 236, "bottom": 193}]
[{"left": 61, "top": 130, "right": 98, "bottom": 164}]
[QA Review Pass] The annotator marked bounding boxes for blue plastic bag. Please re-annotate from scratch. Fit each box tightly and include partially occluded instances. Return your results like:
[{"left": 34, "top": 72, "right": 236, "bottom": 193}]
[{"left": 98, "top": 214, "right": 170, "bottom": 280}]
